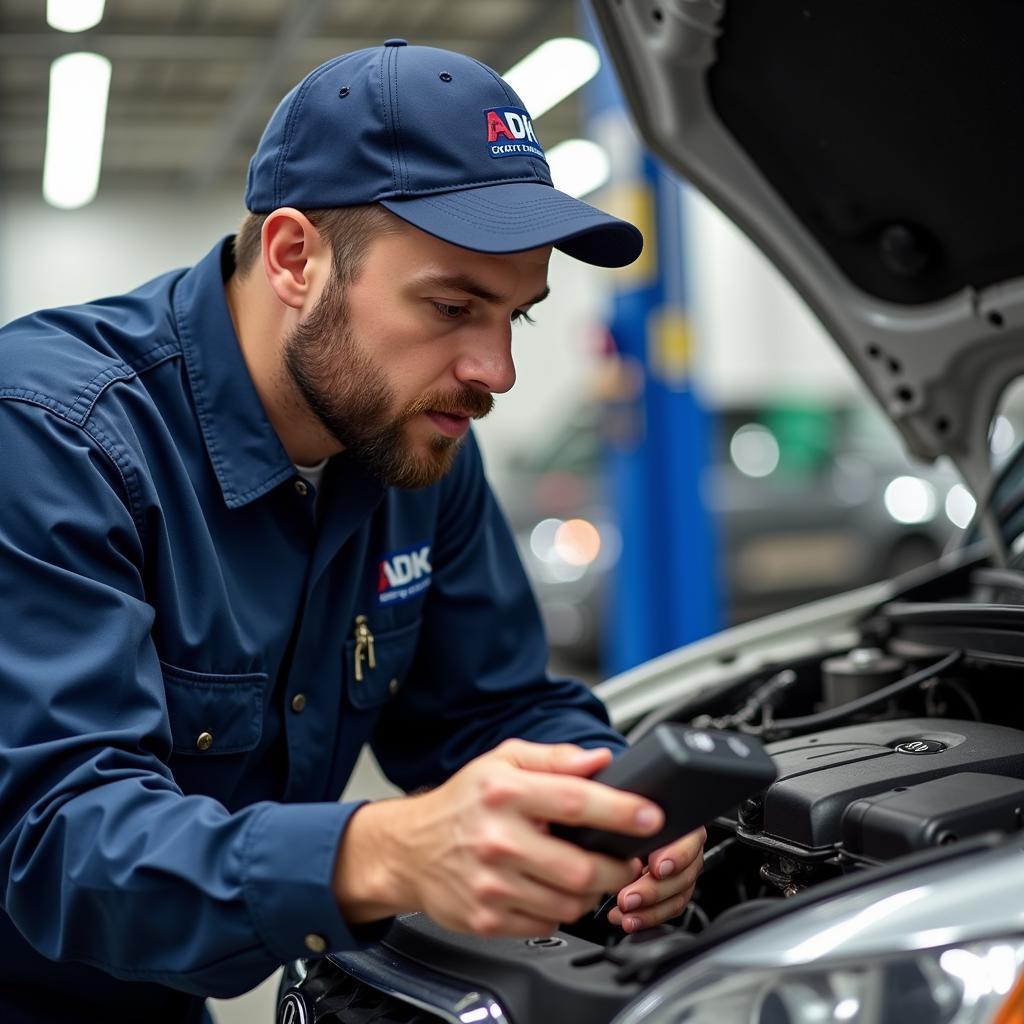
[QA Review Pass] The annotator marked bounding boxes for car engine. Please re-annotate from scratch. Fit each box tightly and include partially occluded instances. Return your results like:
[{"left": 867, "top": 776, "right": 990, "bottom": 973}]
[
  {"left": 700, "top": 715, "right": 1024, "bottom": 918},
  {"left": 639, "top": 562, "right": 1024, "bottom": 935}
]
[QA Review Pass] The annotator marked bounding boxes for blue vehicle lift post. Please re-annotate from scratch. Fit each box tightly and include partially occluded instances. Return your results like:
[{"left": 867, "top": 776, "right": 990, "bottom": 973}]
[{"left": 581, "top": 5, "right": 721, "bottom": 674}]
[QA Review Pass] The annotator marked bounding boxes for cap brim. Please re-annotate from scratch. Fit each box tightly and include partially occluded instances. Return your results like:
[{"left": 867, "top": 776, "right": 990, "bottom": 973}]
[{"left": 380, "top": 181, "right": 643, "bottom": 268}]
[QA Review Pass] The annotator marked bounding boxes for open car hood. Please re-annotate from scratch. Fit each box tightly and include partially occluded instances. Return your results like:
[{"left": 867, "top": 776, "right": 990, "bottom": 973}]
[{"left": 591, "top": 0, "right": 1024, "bottom": 508}]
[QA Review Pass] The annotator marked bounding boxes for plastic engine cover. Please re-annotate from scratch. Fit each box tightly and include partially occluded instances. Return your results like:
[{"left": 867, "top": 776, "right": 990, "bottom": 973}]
[
  {"left": 756, "top": 719, "right": 1024, "bottom": 854},
  {"left": 843, "top": 772, "right": 1024, "bottom": 861}
]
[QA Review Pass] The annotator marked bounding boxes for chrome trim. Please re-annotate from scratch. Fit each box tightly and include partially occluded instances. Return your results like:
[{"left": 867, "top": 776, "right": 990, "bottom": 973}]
[{"left": 328, "top": 946, "right": 510, "bottom": 1024}]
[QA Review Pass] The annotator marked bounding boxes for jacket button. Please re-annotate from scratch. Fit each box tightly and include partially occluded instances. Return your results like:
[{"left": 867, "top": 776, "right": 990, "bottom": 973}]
[
  {"left": 291, "top": 693, "right": 307, "bottom": 713},
  {"left": 304, "top": 933, "right": 328, "bottom": 954},
  {"left": 388, "top": 678, "right": 400, "bottom": 697},
  {"left": 294, "top": 479, "right": 309, "bottom": 496},
  {"left": 196, "top": 731, "right": 213, "bottom": 752}
]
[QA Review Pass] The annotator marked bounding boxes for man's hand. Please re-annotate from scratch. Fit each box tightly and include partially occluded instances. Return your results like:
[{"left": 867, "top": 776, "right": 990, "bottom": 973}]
[
  {"left": 607, "top": 827, "right": 706, "bottom": 932},
  {"left": 333, "top": 739, "right": 663, "bottom": 937}
]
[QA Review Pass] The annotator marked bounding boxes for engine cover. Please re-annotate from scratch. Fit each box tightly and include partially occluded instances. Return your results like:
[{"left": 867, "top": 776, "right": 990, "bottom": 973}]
[{"left": 749, "top": 718, "right": 1024, "bottom": 855}]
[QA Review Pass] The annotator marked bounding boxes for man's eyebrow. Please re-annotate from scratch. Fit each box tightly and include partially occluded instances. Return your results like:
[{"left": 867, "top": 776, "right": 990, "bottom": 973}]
[{"left": 414, "top": 273, "right": 550, "bottom": 308}]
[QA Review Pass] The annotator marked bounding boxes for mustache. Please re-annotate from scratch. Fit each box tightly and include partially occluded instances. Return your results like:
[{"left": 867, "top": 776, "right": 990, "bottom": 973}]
[{"left": 403, "top": 386, "right": 494, "bottom": 421}]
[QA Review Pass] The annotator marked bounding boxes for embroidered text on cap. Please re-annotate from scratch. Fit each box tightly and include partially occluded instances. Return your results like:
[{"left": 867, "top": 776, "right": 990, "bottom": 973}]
[{"left": 485, "top": 107, "right": 545, "bottom": 161}]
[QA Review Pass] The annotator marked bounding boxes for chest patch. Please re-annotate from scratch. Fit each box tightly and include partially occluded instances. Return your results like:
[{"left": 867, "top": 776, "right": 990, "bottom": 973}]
[{"left": 377, "top": 542, "right": 432, "bottom": 606}]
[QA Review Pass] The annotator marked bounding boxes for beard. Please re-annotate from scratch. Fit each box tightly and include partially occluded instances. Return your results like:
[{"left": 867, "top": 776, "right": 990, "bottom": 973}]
[{"left": 282, "top": 273, "right": 493, "bottom": 489}]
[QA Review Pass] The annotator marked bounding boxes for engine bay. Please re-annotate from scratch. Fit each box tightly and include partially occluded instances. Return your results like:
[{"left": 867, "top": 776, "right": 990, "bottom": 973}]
[{"left": 632, "top": 556, "right": 1024, "bottom": 935}]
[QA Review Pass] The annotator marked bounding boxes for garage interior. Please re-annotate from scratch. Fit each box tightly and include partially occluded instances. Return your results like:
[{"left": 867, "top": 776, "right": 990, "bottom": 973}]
[{"left": 1, "top": 1, "right": 1011, "bottom": 1020}]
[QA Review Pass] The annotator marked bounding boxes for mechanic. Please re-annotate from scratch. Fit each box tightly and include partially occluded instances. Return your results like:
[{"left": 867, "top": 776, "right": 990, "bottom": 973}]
[{"left": 0, "top": 41, "right": 705, "bottom": 1023}]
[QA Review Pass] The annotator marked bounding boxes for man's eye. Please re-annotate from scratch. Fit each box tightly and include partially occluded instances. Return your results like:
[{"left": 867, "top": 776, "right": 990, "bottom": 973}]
[
  {"left": 433, "top": 302, "right": 466, "bottom": 320},
  {"left": 511, "top": 309, "right": 536, "bottom": 325}
]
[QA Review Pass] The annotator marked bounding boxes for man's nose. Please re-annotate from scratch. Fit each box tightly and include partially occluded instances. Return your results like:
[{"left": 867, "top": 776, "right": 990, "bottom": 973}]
[{"left": 454, "top": 324, "right": 517, "bottom": 395}]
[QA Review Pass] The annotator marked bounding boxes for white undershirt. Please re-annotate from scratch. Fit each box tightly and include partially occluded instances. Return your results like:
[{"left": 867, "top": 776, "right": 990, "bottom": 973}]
[{"left": 294, "top": 457, "right": 329, "bottom": 492}]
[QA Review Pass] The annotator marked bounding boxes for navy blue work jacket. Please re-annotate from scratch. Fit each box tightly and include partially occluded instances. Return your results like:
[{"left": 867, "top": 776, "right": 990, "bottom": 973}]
[{"left": 0, "top": 239, "right": 625, "bottom": 1023}]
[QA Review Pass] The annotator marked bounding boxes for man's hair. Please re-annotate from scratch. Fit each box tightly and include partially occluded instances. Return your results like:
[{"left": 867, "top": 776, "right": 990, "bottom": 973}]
[{"left": 232, "top": 204, "right": 399, "bottom": 285}]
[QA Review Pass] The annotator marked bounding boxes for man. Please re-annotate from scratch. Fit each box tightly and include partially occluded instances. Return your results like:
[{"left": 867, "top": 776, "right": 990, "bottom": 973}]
[{"left": 0, "top": 41, "right": 704, "bottom": 1022}]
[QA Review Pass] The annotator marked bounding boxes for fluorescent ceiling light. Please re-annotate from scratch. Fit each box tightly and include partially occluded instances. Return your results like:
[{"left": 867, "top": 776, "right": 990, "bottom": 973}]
[
  {"left": 47, "top": 0, "right": 106, "bottom": 32},
  {"left": 503, "top": 37, "right": 600, "bottom": 120},
  {"left": 546, "top": 139, "right": 611, "bottom": 199},
  {"left": 43, "top": 52, "right": 112, "bottom": 210}
]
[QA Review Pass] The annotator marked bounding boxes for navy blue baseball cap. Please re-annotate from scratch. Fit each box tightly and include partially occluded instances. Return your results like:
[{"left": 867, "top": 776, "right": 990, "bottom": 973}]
[{"left": 245, "top": 40, "right": 643, "bottom": 268}]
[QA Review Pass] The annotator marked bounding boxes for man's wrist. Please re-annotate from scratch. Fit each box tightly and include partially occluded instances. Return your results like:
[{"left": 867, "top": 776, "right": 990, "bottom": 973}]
[{"left": 332, "top": 798, "right": 417, "bottom": 925}]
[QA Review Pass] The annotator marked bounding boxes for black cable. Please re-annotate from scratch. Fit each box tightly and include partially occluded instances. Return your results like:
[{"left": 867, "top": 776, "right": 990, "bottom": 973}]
[
  {"left": 700, "top": 837, "right": 737, "bottom": 872},
  {"left": 971, "top": 567, "right": 1024, "bottom": 594},
  {"left": 696, "top": 670, "right": 797, "bottom": 731},
  {"left": 760, "top": 649, "right": 964, "bottom": 740},
  {"left": 626, "top": 665, "right": 792, "bottom": 744},
  {"left": 924, "top": 676, "right": 982, "bottom": 722},
  {"left": 678, "top": 901, "right": 710, "bottom": 933}
]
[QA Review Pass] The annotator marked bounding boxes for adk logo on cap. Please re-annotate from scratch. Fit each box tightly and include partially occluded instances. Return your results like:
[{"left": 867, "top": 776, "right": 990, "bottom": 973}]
[
  {"left": 484, "top": 106, "right": 545, "bottom": 161},
  {"left": 377, "top": 542, "right": 433, "bottom": 606}
]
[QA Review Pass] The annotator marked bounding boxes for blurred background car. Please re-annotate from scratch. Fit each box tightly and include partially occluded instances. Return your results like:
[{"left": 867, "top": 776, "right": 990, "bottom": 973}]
[{"left": 502, "top": 400, "right": 1008, "bottom": 669}]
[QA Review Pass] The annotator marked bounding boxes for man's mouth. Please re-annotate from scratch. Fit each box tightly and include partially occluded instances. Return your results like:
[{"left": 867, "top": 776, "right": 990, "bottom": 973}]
[{"left": 424, "top": 410, "right": 471, "bottom": 438}]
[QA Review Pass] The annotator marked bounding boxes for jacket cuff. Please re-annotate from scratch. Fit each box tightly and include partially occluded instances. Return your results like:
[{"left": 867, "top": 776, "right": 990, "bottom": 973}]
[{"left": 241, "top": 800, "right": 391, "bottom": 961}]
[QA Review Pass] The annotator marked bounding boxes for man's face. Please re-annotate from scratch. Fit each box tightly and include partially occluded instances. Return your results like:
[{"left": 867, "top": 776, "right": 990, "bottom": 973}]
[{"left": 283, "top": 220, "right": 551, "bottom": 489}]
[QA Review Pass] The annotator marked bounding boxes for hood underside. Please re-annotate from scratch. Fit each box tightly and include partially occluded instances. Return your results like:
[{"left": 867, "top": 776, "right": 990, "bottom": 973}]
[{"left": 591, "top": 0, "right": 1024, "bottom": 517}]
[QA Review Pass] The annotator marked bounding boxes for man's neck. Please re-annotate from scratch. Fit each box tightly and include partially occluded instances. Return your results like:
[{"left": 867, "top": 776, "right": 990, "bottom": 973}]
[{"left": 224, "top": 269, "right": 341, "bottom": 465}]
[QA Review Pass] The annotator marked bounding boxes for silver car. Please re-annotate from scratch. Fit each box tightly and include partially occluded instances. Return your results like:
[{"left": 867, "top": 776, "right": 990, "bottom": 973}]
[{"left": 276, "top": 1, "right": 1024, "bottom": 1021}]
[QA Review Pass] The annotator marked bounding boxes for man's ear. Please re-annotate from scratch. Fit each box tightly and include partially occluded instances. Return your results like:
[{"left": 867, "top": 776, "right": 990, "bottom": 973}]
[{"left": 260, "top": 208, "right": 330, "bottom": 310}]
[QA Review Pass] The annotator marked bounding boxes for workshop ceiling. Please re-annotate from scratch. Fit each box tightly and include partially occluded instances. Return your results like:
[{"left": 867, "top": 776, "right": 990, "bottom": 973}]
[{"left": 0, "top": 0, "right": 581, "bottom": 198}]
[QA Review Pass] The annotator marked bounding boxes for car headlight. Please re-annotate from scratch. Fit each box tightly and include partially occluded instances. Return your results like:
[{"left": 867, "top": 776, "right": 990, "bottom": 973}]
[
  {"left": 616, "top": 938, "right": 1024, "bottom": 1023},
  {"left": 612, "top": 841, "right": 1024, "bottom": 1024}
]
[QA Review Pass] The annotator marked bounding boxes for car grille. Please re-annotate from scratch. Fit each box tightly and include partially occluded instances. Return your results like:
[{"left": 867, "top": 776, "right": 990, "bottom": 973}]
[{"left": 295, "top": 969, "right": 447, "bottom": 1024}]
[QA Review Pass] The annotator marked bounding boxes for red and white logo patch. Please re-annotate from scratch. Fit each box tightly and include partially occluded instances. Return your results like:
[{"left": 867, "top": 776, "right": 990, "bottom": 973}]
[
  {"left": 376, "top": 543, "right": 432, "bottom": 606},
  {"left": 484, "top": 106, "right": 545, "bottom": 161}
]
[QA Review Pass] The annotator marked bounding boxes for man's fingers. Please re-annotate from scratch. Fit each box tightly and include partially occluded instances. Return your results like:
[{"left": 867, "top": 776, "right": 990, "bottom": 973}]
[
  {"left": 511, "top": 773, "right": 664, "bottom": 838},
  {"left": 608, "top": 880, "right": 698, "bottom": 931},
  {"left": 515, "top": 831, "right": 639, "bottom": 897},
  {"left": 609, "top": 838, "right": 704, "bottom": 932},
  {"left": 616, "top": 850, "right": 703, "bottom": 914},
  {"left": 484, "top": 745, "right": 664, "bottom": 840},
  {"left": 647, "top": 827, "right": 707, "bottom": 880},
  {"left": 495, "top": 739, "right": 613, "bottom": 777},
  {"left": 480, "top": 809, "right": 639, "bottom": 897},
  {"left": 475, "top": 868, "right": 598, "bottom": 926}
]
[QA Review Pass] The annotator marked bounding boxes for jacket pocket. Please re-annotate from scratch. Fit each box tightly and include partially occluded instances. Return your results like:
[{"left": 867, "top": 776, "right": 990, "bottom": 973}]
[
  {"left": 342, "top": 619, "right": 420, "bottom": 710},
  {"left": 160, "top": 662, "right": 268, "bottom": 755}
]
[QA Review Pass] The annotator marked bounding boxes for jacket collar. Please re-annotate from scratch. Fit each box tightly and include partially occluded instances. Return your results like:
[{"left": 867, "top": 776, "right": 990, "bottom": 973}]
[{"left": 172, "top": 238, "right": 296, "bottom": 508}]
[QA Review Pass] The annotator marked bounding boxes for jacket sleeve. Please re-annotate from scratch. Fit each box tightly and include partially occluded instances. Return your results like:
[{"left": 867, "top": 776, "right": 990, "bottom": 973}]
[
  {"left": 372, "top": 431, "right": 627, "bottom": 792},
  {"left": 0, "top": 399, "right": 376, "bottom": 998}
]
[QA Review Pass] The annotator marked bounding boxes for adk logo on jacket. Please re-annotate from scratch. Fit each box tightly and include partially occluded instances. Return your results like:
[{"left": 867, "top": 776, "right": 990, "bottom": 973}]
[{"left": 377, "top": 542, "right": 432, "bottom": 605}]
